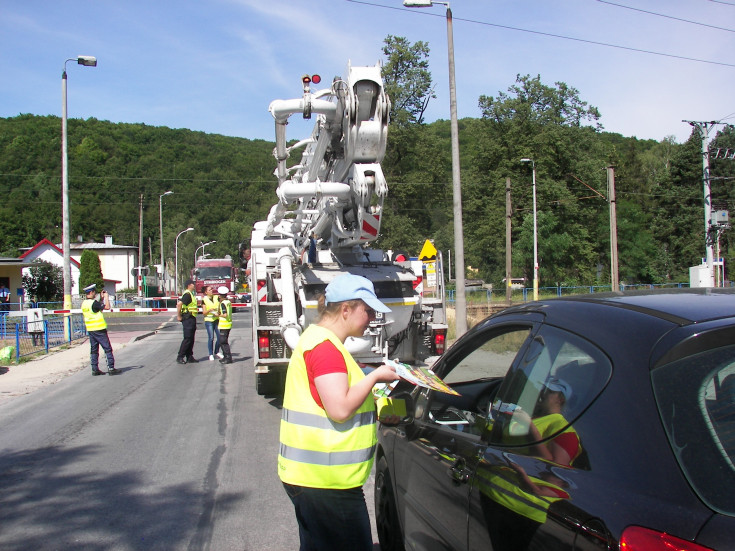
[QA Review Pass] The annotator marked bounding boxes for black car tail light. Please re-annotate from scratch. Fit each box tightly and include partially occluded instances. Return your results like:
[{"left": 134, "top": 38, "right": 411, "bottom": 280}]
[{"left": 620, "top": 526, "right": 714, "bottom": 551}]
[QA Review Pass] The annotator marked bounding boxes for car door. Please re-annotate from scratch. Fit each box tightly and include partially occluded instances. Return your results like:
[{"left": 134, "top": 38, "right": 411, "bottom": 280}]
[
  {"left": 391, "top": 322, "right": 535, "bottom": 550},
  {"left": 468, "top": 323, "right": 613, "bottom": 551}
]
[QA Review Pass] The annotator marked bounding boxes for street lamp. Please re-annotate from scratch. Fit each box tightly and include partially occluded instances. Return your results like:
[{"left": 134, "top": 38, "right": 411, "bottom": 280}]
[
  {"left": 62, "top": 55, "right": 97, "bottom": 311},
  {"left": 195, "top": 241, "right": 216, "bottom": 264},
  {"left": 520, "top": 158, "right": 539, "bottom": 301},
  {"left": 403, "top": 0, "right": 467, "bottom": 336},
  {"left": 159, "top": 190, "right": 173, "bottom": 292},
  {"left": 176, "top": 227, "right": 194, "bottom": 294}
]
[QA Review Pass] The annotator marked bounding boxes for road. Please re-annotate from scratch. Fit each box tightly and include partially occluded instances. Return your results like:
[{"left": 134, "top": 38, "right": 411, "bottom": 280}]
[{"left": 0, "top": 311, "right": 381, "bottom": 550}]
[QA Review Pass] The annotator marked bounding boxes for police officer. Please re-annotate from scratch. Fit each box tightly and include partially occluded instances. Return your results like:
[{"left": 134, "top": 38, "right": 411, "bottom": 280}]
[
  {"left": 217, "top": 286, "right": 233, "bottom": 364},
  {"left": 81, "top": 283, "right": 119, "bottom": 376},
  {"left": 176, "top": 279, "right": 199, "bottom": 364}
]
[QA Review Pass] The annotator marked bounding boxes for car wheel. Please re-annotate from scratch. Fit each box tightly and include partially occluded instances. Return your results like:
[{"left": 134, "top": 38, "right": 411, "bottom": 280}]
[{"left": 375, "top": 456, "right": 405, "bottom": 551}]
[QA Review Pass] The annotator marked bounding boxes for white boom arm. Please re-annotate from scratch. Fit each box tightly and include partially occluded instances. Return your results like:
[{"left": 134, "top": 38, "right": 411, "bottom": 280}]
[{"left": 266, "top": 63, "right": 391, "bottom": 256}]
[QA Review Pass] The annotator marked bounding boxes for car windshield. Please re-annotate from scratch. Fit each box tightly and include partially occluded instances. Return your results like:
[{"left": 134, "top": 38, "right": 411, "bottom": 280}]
[
  {"left": 652, "top": 344, "right": 735, "bottom": 516},
  {"left": 197, "top": 267, "right": 231, "bottom": 279}
]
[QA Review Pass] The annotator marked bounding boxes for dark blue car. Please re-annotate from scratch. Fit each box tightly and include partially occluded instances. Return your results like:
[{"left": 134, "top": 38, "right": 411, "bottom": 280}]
[{"left": 375, "top": 289, "right": 735, "bottom": 551}]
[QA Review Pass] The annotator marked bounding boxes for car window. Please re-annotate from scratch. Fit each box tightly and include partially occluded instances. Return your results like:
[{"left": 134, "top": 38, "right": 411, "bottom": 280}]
[
  {"left": 488, "top": 324, "right": 612, "bottom": 466},
  {"left": 652, "top": 344, "right": 735, "bottom": 516},
  {"left": 422, "top": 326, "right": 531, "bottom": 437}
]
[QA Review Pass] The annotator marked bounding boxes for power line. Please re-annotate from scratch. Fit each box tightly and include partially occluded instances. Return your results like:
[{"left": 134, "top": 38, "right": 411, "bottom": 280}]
[
  {"left": 347, "top": 0, "right": 735, "bottom": 68},
  {"left": 596, "top": 0, "right": 735, "bottom": 33}
]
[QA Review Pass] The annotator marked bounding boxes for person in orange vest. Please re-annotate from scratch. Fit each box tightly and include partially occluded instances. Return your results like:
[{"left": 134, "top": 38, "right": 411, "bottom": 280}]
[{"left": 81, "top": 284, "right": 119, "bottom": 376}]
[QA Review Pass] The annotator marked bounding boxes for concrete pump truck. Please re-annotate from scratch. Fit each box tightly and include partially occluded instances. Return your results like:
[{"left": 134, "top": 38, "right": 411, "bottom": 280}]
[{"left": 250, "top": 64, "right": 448, "bottom": 395}]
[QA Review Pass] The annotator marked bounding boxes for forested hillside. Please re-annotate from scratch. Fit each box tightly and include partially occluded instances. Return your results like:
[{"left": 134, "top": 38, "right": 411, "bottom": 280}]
[{"left": 2, "top": 82, "right": 734, "bottom": 287}]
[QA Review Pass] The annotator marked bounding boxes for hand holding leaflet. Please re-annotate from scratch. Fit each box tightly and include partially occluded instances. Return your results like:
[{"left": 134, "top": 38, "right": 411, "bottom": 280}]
[{"left": 384, "top": 359, "right": 460, "bottom": 396}]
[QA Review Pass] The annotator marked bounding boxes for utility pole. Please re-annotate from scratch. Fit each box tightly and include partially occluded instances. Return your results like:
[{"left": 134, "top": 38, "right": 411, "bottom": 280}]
[
  {"left": 138, "top": 194, "right": 144, "bottom": 299},
  {"left": 505, "top": 177, "right": 512, "bottom": 303},
  {"left": 684, "top": 120, "right": 724, "bottom": 285},
  {"left": 607, "top": 166, "right": 619, "bottom": 291}
]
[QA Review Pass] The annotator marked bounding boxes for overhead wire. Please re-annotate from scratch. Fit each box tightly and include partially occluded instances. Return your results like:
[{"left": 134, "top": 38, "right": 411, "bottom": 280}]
[
  {"left": 346, "top": 0, "right": 735, "bottom": 68},
  {"left": 596, "top": 0, "right": 735, "bottom": 33}
]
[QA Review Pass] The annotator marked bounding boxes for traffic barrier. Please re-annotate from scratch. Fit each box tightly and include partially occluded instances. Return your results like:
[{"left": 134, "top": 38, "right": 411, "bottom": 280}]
[{"left": 47, "top": 304, "right": 251, "bottom": 315}]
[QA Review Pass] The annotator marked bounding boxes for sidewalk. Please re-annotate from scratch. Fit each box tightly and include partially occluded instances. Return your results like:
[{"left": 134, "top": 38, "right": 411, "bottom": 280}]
[{"left": 0, "top": 328, "right": 158, "bottom": 403}]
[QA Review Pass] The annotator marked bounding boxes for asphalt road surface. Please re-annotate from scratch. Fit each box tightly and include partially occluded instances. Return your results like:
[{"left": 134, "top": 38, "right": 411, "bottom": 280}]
[{"left": 0, "top": 311, "right": 381, "bottom": 550}]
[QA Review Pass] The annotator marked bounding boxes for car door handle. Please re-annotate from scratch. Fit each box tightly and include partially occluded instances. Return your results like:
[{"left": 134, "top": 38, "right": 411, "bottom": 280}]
[{"left": 449, "top": 460, "right": 471, "bottom": 484}]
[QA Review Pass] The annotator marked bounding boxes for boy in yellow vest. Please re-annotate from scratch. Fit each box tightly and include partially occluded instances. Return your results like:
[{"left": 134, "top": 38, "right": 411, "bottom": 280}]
[{"left": 81, "top": 284, "right": 119, "bottom": 376}]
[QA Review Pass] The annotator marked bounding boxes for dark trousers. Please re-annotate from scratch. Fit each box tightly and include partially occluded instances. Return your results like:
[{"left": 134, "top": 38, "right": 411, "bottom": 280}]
[
  {"left": 283, "top": 483, "right": 372, "bottom": 551},
  {"left": 177, "top": 316, "right": 197, "bottom": 360},
  {"left": 219, "top": 328, "right": 232, "bottom": 361},
  {"left": 89, "top": 330, "right": 114, "bottom": 372}
]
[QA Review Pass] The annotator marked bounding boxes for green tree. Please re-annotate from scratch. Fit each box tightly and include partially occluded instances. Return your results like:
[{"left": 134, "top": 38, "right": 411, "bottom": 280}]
[
  {"left": 22, "top": 261, "right": 63, "bottom": 302},
  {"left": 382, "top": 35, "right": 435, "bottom": 126},
  {"left": 79, "top": 250, "right": 104, "bottom": 293}
]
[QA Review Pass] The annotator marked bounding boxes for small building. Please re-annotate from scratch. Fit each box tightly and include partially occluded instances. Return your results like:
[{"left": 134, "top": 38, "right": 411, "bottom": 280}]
[
  {"left": 0, "top": 257, "right": 37, "bottom": 310},
  {"left": 19, "top": 236, "right": 138, "bottom": 294}
]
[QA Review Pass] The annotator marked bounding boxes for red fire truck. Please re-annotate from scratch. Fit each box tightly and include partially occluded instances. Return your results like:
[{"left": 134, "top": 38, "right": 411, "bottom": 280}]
[{"left": 191, "top": 256, "right": 237, "bottom": 297}]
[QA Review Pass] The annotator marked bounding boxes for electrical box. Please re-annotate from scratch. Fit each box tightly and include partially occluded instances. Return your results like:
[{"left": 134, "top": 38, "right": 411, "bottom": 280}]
[{"left": 712, "top": 210, "right": 729, "bottom": 226}]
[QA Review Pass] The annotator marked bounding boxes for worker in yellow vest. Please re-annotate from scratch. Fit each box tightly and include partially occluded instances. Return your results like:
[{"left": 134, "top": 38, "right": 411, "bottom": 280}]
[
  {"left": 81, "top": 283, "right": 119, "bottom": 376},
  {"left": 216, "top": 286, "right": 233, "bottom": 364},
  {"left": 278, "top": 274, "right": 398, "bottom": 550},
  {"left": 176, "top": 279, "right": 199, "bottom": 364},
  {"left": 202, "top": 285, "right": 223, "bottom": 361}
]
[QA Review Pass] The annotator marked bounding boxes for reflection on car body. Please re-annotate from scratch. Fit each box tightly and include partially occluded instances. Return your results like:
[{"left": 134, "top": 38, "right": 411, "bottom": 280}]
[{"left": 375, "top": 289, "right": 735, "bottom": 551}]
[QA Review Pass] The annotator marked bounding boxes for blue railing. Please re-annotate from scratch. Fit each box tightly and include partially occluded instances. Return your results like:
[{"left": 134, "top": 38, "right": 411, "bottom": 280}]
[
  {"left": 0, "top": 312, "right": 86, "bottom": 363},
  {"left": 446, "top": 282, "right": 693, "bottom": 305}
]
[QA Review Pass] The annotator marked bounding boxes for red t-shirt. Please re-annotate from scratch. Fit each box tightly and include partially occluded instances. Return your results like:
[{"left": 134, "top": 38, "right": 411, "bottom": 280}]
[{"left": 304, "top": 340, "right": 347, "bottom": 408}]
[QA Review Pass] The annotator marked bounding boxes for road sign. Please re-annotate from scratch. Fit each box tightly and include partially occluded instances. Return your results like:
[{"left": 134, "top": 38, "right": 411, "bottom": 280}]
[{"left": 419, "top": 239, "right": 437, "bottom": 262}]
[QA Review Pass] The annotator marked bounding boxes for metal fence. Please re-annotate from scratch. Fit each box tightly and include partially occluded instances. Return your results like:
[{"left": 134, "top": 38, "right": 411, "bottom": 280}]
[
  {"left": 447, "top": 282, "right": 694, "bottom": 305},
  {"left": 0, "top": 312, "right": 86, "bottom": 364}
]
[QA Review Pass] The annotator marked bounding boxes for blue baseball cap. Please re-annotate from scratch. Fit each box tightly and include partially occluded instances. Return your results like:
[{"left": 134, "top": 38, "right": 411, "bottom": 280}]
[
  {"left": 545, "top": 377, "right": 572, "bottom": 400},
  {"left": 325, "top": 274, "right": 391, "bottom": 313}
]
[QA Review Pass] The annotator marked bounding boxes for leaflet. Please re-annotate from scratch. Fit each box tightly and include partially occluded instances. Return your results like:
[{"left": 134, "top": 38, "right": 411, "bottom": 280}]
[{"left": 382, "top": 359, "right": 460, "bottom": 396}]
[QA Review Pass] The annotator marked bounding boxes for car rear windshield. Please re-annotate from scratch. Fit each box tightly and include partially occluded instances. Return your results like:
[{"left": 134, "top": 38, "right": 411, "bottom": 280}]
[{"left": 652, "top": 345, "right": 735, "bottom": 516}]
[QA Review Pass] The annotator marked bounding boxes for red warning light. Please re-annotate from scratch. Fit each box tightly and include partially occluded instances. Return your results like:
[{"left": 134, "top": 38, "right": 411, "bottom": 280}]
[{"left": 311, "top": 74, "right": 321, "bottom": 84}]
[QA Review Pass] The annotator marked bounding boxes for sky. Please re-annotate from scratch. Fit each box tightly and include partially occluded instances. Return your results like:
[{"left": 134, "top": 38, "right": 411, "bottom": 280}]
[{"left": 2, "top": 0, "right": 734, "bottom": 146}]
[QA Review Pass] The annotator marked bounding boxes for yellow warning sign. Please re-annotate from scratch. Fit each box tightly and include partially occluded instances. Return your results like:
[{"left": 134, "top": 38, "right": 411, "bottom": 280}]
[{"left": 419, "top": 239, "right": 437, "bottom": 262}]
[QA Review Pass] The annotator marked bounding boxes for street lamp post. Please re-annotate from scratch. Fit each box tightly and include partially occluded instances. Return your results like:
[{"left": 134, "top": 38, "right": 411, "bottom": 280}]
[
  {"left": 159, "top": 190, "right": 173, "bottom": 293},
  {"left": 175, "top": 227, "right": 194, "bottom": 294},
  {"left": 403, "top": 0, "right": 467, "bottom": 335},
  {"left": 520, "top": 158, "right": 539, "bottom": 301},
  {"left": 62, "top": 55, "right": 97, "bottom": 312},
  {"left": 195, "top": 241, "right": 216, "bottom": 264}
]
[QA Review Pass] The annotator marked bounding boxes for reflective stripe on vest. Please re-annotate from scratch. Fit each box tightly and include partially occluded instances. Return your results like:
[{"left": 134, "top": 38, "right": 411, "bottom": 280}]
[
  {"left": 278, "top": 324, "right": 377, "bottom": 489},
  {"left": 181, "top": 290, "right": 198, "bottom": 315},
  {"left": 81, "top": 299, "right": 107, "bottom": 331},
  {"left": 219, "top": 299, "right": 232, "bottom": 329},
  {"left": 203, "top": 295, "right": 220, "bottom": 322},
  {"left": 475, "top": 463, "right": 560, "bottom": 524}
]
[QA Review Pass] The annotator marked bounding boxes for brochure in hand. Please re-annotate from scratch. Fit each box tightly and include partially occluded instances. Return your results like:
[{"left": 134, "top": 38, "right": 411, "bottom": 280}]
[{"left": 373, "top": 359, "right": 460, "bottom": 397}]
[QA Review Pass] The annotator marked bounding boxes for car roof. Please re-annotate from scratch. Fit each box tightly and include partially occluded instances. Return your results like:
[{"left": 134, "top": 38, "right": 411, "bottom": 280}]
[{"left": 528, "top": 288, "right": 735, "bottom": 326}]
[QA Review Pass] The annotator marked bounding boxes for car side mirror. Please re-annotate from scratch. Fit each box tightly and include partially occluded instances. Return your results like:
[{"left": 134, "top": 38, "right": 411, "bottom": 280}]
[{"left": 377, "top": 390, "right": 415, "bottom": 425}]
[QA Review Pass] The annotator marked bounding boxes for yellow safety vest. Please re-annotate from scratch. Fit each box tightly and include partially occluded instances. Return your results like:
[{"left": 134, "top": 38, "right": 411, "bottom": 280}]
[
  {"left": 181, "top": 290, "right": 198, "bottom": 316},
  {"left": 202, "top": 295, "right": 220, "bottom": 322},
  {"left": 475, "top": 461, "right": 567, "bottom": 524},
  {"left": 219, "top": 299, "right": 232, "bottom": 329},
  {"left": 278, "top": 324, "right": 377, "bottom": 489},
  {"left": 81, "top": 298, "right": 107, "bottom": 331}
]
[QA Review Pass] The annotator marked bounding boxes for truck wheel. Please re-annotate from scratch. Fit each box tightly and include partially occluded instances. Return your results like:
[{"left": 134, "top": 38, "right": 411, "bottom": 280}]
[
  {"left": 375, "top": 456, "right": 405, "bottom": 551},
  {"left": 256, "top": 372, "right": 279, "bottom": 396}
]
